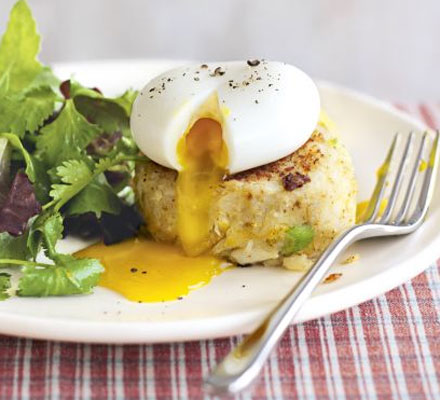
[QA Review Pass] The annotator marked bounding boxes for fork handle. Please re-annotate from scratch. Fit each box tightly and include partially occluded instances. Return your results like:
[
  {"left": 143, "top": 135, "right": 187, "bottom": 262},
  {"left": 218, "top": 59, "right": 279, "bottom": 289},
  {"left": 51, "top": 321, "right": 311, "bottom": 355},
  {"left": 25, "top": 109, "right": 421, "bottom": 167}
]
[{"left": 205, "top": 225, "right": 367, "bottom": 395}]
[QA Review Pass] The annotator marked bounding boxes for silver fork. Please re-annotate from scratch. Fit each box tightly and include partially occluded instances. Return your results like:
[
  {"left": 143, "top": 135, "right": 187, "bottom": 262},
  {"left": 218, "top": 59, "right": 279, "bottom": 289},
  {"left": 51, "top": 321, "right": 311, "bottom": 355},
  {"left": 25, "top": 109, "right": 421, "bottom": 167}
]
[{"left": 205, "top": 130, "right": 440, "bottom": 395}]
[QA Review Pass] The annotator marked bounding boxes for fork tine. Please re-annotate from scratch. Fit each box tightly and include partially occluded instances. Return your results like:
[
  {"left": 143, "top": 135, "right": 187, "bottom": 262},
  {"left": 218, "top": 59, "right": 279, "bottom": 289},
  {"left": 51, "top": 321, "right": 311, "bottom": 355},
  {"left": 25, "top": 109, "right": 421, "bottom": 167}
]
[
  {"left": 363, "top": 133, "right": 400, "bottom": 223},
  {"left": 408, "top": 131, "right": 440, "bottom": 224},
  {"left": 379, "top": 132, "right": 415, "bottom": 224},
  {"left": 394, "top": 132, "right": 429, "bottom": 224}
]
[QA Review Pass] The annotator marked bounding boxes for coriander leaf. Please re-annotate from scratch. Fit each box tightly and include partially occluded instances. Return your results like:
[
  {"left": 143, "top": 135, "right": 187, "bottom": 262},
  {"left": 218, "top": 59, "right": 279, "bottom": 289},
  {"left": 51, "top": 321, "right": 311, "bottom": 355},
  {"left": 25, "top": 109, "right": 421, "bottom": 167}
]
[
  {"left": 0, "top": 231, "right": 30, "bottom": 264},
  {"left": 37, "top": 100, "right": 101, "bottom": 166},
  {"left": 27, "top": 211, "right": 63, "bottom": 259},
  {"left": 0, "top": 65, "right": 60, "bottom": 138},
  {"left": 0, "top": 85, "right": 59, "bottom": 137},
  {"left": 281, "top": 225, "right": 315, "bottom": 256},
  {"left": 17, "top": 257, "right": 103, "bottom": 297},
  {"left": 0, "top": 0, "right": 42, "bottom": 92},
  {"left": 94, "top": 156, "right": 123, "bottom": 173},
  {"left": 48, "top": 159, "right": 93, "bottom": 210},
  {"left": 46, "top": 151, "right": 141, "bottom": 212},
  {"left": 0, "top": 171, "right": 41, "bottom": 236},
  {"left": 0, "top": 273, "right": 11, "bottom": 300},
  {"left": 65, "top": 175, "right": 121, "bottom": 218}
]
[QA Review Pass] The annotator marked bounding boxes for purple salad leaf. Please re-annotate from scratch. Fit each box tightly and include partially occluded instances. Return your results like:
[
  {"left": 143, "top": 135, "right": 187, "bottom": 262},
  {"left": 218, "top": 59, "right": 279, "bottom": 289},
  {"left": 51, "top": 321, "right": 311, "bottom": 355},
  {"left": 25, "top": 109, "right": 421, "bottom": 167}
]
[{"left": 0, "top": 171, "right": 41, "bottom": 236}]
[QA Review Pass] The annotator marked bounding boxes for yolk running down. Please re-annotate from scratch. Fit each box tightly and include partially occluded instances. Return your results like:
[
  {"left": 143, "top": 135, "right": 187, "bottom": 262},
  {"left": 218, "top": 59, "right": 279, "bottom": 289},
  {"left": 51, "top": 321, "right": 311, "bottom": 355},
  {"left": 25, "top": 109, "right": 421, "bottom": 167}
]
[
  {"left": 74, "top": 98, "right": 232, "bottom": 303},
  {"left": 75, "top": 238, "right": 225, "bottom": 302},
  {"left": 176, "top": 116, "right": 228, "bottom": 256}
]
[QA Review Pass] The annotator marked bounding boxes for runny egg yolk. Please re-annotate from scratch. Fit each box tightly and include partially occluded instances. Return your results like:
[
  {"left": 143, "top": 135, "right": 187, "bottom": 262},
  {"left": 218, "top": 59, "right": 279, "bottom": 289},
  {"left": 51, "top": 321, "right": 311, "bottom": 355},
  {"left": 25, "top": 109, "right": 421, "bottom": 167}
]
[
  {"left": 75, "top": 238, "right": 226, "bottom": 302},
  {"left": 176, "top": 99, "right": 228, "bottom": 256},
  {"left": 74, "top": 96, "right": 231, "bottom": 303}
]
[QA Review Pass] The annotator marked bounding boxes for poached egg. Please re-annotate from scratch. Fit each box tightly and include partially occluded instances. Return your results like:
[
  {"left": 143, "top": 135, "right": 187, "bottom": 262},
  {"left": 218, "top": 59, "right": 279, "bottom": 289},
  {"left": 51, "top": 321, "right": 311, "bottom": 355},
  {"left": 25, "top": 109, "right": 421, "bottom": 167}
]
[{"left": 131, "top": 60, "right": 320, "bottom": 174}]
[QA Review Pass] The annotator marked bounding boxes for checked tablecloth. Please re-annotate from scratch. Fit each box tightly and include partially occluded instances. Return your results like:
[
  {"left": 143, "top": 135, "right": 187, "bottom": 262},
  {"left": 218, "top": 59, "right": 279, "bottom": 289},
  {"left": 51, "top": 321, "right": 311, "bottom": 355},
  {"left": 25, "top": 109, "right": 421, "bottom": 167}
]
[{"left": 0, "top": 104, "right": 439, "bottom": 400}]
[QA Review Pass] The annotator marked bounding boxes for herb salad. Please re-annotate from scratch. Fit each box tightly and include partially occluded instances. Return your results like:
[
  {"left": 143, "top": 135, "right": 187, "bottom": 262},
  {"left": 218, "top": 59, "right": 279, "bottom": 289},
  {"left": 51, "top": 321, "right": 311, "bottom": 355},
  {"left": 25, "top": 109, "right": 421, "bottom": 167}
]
[{"left": 0, "top": 0, "right": 145, "bottom": 299}]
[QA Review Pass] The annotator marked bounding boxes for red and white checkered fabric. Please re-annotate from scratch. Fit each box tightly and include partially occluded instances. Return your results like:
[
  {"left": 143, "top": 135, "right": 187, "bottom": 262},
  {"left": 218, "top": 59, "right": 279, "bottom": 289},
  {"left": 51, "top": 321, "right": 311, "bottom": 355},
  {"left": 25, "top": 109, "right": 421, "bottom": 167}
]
[{"left": 0, "top": 104, "right": 439, "bottom": 400}]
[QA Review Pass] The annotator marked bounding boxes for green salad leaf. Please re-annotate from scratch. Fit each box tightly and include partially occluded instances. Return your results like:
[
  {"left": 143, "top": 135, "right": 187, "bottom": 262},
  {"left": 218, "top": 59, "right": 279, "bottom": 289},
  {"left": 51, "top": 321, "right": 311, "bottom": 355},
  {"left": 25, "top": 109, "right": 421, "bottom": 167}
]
[
  {"left": 18, "top": 257, "right": 103, "bottom": 297},
  {"left": 281, "top": 225, "right": 315, "bottom": 256},
  {"left": 37, "top": 100, "right": 100, "bottom": 167},
  {"left": 65, "top": 175, "right": 122, "bottom": 218},
  {"left": 0, "top": 0, "right": 42, "bottom": 92},
  {"left": 47, "top": 155, "right": 141, "bottom": 211},
  {"left": 0, "top": 133, "right": 36, "bottom": 180},
  {"left": 0, "top": 232, "right": 30, "bottom": 263},
  {"left": 48, "top": 159, "right": 93, "bottom": 209},
  {"left": 113, "top": 89, "right": 138, "bottom": 115},
  {"left": 0, "top": 273, "right": 11, "bottom": 300},
  {"left": 0, "top": 1, "right": 59, "bottom": 137},
  {"left": 27, "top": 211, "right": 64, "bottom": 259},
  {"left": 74, "top": 95, "right": 129, "bottom": 135},
  {"left": 0, "top": 84, "right": 59, "bottom": 137}
]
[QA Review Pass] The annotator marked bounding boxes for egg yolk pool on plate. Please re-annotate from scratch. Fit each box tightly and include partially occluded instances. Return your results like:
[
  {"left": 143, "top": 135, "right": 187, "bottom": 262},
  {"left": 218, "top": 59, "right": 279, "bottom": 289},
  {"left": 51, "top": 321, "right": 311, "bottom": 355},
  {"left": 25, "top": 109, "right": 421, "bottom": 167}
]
[{"left": 75, "top": 238, "right": 229, "bottom": 302}]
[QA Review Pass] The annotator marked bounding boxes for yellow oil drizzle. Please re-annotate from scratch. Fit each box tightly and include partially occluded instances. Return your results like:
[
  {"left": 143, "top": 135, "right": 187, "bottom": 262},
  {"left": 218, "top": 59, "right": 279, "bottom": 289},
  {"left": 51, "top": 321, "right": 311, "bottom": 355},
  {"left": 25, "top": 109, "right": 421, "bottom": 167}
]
[
  {"left": 356, "top": 199, "right": 388, "bottom": 223},
  {"left": 75, "top": 238, "right": 229, "bottom": 303},
  {"left": 376, "top": 161, "right": 389, "bottom": 179},
  {"left": 318, "top": 110, "right": 337, "bottom": 132}
]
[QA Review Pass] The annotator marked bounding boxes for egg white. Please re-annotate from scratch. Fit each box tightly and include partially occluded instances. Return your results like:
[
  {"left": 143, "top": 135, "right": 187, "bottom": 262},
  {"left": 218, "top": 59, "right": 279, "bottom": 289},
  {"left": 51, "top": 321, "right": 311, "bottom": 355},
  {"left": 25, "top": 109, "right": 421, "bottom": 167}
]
[{"left": 130, "top": 60, "right": 320, "bottom": 174}]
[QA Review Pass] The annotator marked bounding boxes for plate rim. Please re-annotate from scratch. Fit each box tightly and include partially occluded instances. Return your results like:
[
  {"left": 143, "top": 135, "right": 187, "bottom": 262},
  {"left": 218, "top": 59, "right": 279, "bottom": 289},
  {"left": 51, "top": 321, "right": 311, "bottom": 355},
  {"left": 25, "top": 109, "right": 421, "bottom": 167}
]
[{"left": 0, "top": 59, "right": 437, "bottom": 344}]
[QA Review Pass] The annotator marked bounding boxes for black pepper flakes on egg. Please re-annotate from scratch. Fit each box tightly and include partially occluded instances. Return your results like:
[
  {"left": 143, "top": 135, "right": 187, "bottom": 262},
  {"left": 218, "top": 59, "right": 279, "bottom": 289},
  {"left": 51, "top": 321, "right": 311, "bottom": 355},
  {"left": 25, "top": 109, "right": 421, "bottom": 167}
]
[
  {"left": 247, "top": 59, "right": 260, "bottom": 67},
  {"left": 200, "top": 64, "right": 208, "bottom": 69},
  {"left": 211, "top": 66, "right": 225, "bottom": 77}
]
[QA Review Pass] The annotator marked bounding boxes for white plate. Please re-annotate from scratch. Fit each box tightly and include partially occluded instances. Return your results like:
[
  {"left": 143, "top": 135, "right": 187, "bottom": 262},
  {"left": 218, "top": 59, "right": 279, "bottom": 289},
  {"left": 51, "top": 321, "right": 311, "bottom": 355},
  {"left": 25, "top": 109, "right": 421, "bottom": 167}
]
[{"left": 0, "top": 60, "right": 438, "bottom": 344}]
